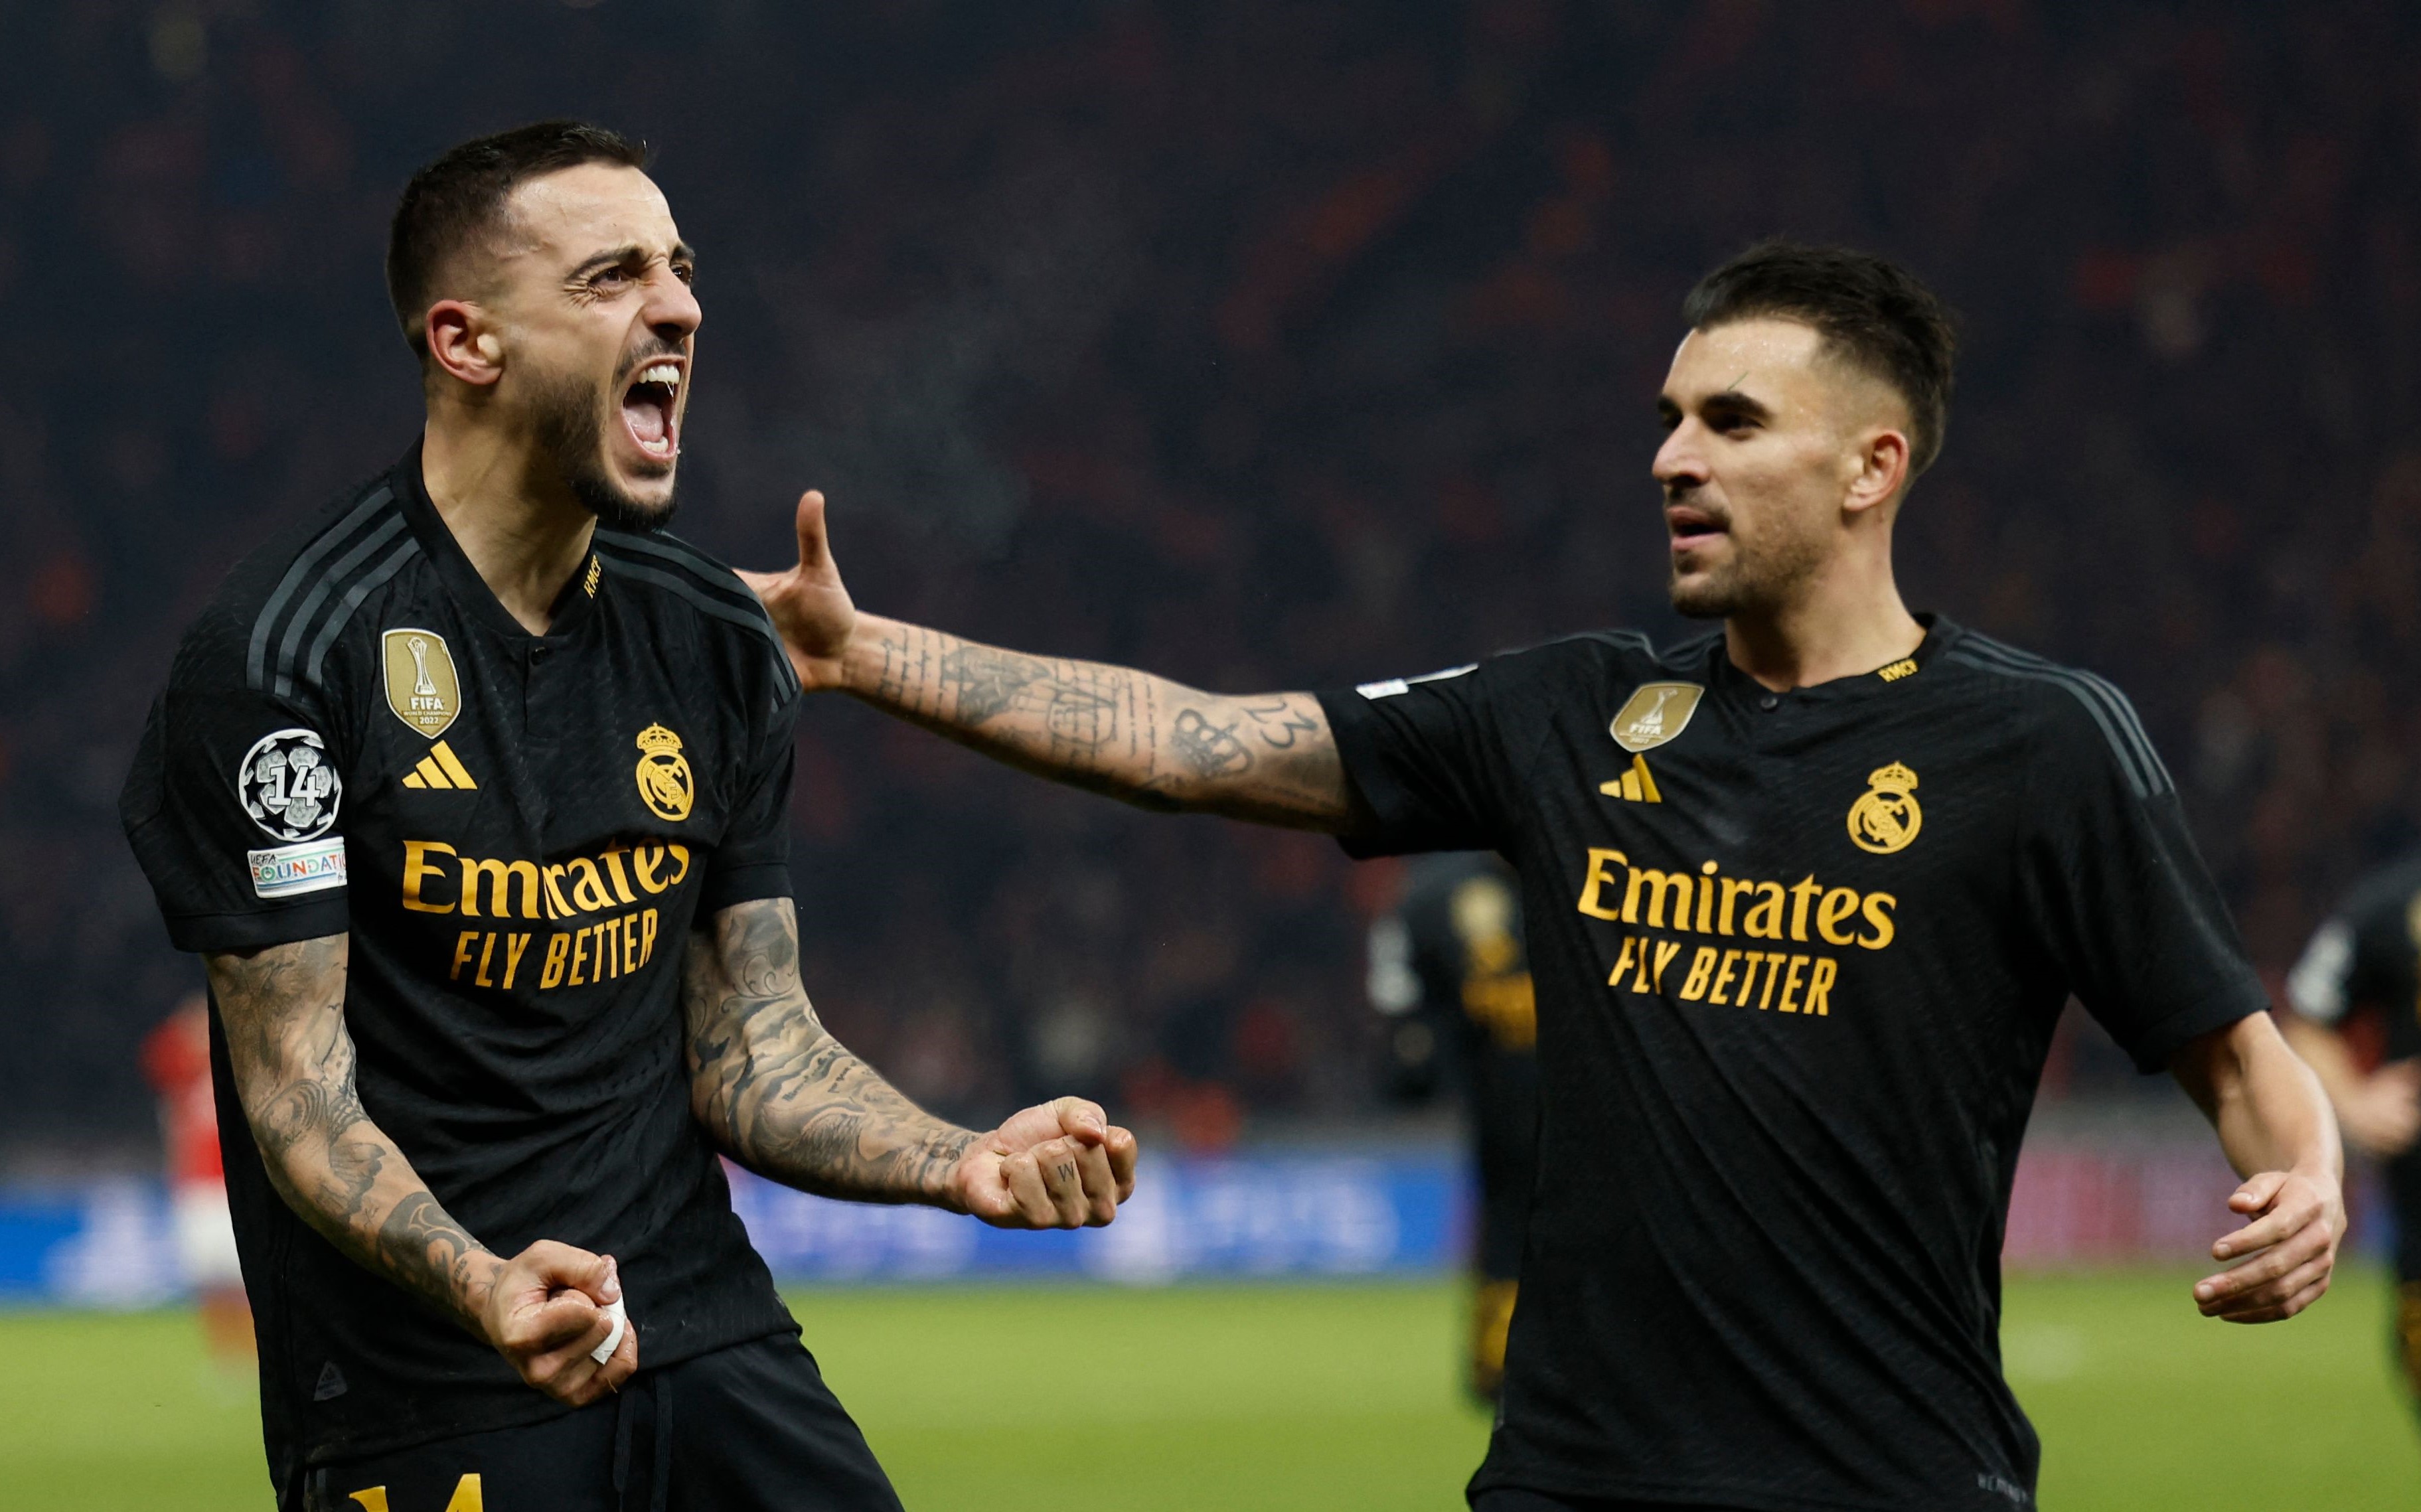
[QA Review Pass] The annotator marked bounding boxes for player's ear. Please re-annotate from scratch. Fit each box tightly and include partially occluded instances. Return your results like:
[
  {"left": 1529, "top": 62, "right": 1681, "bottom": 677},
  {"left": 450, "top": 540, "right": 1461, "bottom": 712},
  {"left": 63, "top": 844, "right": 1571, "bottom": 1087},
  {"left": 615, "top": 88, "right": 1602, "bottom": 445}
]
[
  {"left": 426, "top": 301, "right": 505, "bottom": 388},
  {"left": 1843, "top": 426, "right": 1909, "bottom": 518}
]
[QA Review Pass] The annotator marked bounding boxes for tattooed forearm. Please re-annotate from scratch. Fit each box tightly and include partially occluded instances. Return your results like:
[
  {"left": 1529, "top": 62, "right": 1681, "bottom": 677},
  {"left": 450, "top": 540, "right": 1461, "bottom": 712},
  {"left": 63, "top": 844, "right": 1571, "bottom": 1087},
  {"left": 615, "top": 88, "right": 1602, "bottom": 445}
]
[
  {"left": 842, "top": 615, "right": 1356, "bottom": 830},
  {"left": 205, "top": 937, "right": 495, "bottom": 1327},
  {"left": 684, "top": 899, "right": 979, "bottom": 1205}
]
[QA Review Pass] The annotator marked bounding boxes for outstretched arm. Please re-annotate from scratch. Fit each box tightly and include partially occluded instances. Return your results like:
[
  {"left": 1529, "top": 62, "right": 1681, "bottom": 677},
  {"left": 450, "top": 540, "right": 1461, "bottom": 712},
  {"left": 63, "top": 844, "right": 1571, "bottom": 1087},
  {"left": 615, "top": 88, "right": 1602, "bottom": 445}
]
[
  {"left": 2278, "top": 1012, "right": 2421, "bottom": 1158},
  {"left": 683, "top": 897, "right": 1138, "bottom": 1227},
  {"left": 205, "top": 937, "right": 636, "bottom": 1404},
  {"left": 738, "top": 490, "right": 1358, "bottom": 831},
  {"left": 2169, "top": 1012, "right": 2345, "bottom": 1323}
]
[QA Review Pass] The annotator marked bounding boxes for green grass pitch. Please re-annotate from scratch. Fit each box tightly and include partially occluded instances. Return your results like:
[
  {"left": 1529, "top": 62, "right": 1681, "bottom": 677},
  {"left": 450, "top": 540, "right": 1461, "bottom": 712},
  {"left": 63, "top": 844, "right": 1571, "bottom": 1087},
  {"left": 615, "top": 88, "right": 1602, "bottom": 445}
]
[{"left": 1, "top": 1268, "right": 2413, "bottom": 1509}]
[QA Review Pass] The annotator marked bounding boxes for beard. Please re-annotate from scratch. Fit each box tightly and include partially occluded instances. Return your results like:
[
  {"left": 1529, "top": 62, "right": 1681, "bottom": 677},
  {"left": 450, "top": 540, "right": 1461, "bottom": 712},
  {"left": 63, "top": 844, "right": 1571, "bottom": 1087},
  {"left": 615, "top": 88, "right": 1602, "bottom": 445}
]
[
  {"left": 1667, "top": 512, "right": 1826, "bottom": 620},
  {"left": 526, "top": 362, "right": 680, "bottom": 534}
]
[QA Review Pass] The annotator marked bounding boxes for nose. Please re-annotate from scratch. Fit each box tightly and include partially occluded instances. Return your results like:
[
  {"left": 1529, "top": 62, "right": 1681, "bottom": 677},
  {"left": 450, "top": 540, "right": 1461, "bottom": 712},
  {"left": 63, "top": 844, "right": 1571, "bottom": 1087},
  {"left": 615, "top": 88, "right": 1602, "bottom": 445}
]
[
  {"left": 643, "top": 264, "right": 702, "bottom": 344},
  {"left": 1654, "top": 422, "right": 1705, "bottom": 492}
]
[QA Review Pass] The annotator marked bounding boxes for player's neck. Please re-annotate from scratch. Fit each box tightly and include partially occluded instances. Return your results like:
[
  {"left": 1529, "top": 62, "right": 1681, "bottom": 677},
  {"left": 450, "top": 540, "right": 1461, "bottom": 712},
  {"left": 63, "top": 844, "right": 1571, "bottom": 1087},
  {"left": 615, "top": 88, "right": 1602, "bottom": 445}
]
[
  {"left": 420, "top": 419, "right": 596, "bottom": 637},
  {"left": 1721, "top": 558, "right": 1922, "bottom": 692}
]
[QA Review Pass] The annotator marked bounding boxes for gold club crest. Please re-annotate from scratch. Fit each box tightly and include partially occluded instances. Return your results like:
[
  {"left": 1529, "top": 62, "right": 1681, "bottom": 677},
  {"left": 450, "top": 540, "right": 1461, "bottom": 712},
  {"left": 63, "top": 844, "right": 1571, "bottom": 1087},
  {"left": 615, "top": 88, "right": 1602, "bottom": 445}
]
[
  {"left": 1847, "top": 761, "right": 1922, "bottom": 854},
  {"left": 1609, "top": 682, "right": 1705, "bottom": 753},
  {"left": 635, "top": 723, "right": 694, "bottom": 822},
  {"left": 382, "top": 628, "right": 461, "bottom": 739}
]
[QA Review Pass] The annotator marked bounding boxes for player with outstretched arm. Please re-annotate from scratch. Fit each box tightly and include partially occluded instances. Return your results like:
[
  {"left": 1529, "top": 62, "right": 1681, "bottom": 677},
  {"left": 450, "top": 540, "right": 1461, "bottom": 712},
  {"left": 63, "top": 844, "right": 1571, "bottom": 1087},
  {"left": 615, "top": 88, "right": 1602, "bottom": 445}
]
[
  {"left": 121, "top": 122, "right": 1136, "bottom": 1512},
  {"left": 745, "top": 241, "right": 2343, "bottom": 1512}
]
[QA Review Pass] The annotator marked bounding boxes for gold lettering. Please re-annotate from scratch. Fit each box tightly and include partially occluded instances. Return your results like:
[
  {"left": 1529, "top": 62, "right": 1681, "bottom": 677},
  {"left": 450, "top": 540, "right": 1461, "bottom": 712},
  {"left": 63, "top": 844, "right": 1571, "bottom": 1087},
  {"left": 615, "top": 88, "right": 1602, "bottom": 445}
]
[
  {"left": 1737, "top": 950, "right": 1766, "bottom": 1006},
  {"left": 1806, "top": 956, "right": 1837, "bottom": 1016},
  {"left": 449, "top": 931, "right": 479, "bottom": 981},
  {"left": 1719, "top": 877, "right": 1753, "bottom": 935},
  {"left": 1650, "top": 940, "right": 1682, "bottom": 993},
  {"left": 502, "top": 933, "right": 533, "bottom": 990},
  {"left": 1694, "top": 861, "right": 1717, "bottom": 933},
  {"left": 598, "top": 842, "right": 639, "bottom": 905},
  {"left": 1608, "top": 936, "right": 1638, "bottom": 986},
  {"left": 1788, "top": 876, "right": 1823, "bottom": 943},
  {"left": 1757, "top": 951, "right": 1784, "bottom": 1010},
  {"left": 460, "top": 857, "right": 543, "bottom": 921},
  {"left": 1577, "top": 849, "right": 1630, "bottom": 920},
  {"left": 1709, "top": 948, "right": 1741, "bottom": 1006},
  {"left": 566, "top": 858, "right": 615, "bottom": 914},
  {"left": 1743, "top": 882, "right": 1786, "bottom": 940},
  {"left": 1816, "top": 887, "right": 1861, "bottom": 946},
  {"left": 543, "top": 864, "right": 576, "bottom": 921},
  {"left": 404, "top": 841, "right": 459, "bottom": 914},
  {"left": 541, "top": 933, "right": 569, "bottom": 989},
  {"left": 1678, "top": 946, "right": 1718, "bottom": 1000},
  {"left": 1858, "top": 891, "right": 1897, "bottom": 950},
  {"left": 471, "top": 933, "right": 495, "bottom": 988},
  {"left": 1780, "top": 954, "right": 1809, "bottom": 1012},
  {"left": 622, "top": 913, "right": 641, "bottom": 975},
  {"left": 1630, "top": 939, "right": 1656, "bottom": 992},
  {"left": 348, "top": 1491, "right": 391, "bottom": 1512},
  {"left": 640, "top": 908, "right": 658, "bottom": 967},
  {"left": 569, "top": 926, "right": 590, "bottom": 986},
  {"left": 662, "top": 844, "right": 690, "bottom": 888},
  {"left": 1624, "top": 868, "right": 1694, "bottom": 929},
  {"left": 443, "top": 1474, "right": 485, "bottom": 1512}
]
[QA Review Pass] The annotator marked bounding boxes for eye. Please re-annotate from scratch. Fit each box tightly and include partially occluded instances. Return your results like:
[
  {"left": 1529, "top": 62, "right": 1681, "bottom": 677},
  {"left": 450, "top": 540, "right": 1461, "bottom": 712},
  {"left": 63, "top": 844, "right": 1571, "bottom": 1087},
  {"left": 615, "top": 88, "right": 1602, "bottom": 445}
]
[{"left": 670, "top": 260, "right": 695, "bottom": 286}]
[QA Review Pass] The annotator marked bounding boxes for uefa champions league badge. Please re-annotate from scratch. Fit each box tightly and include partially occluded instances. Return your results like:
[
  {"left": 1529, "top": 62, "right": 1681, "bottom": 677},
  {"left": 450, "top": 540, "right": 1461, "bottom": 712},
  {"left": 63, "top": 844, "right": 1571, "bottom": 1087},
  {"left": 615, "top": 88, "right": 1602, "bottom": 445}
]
[{"left": 237, "top": 728, "right": 343, "bottom": 842}]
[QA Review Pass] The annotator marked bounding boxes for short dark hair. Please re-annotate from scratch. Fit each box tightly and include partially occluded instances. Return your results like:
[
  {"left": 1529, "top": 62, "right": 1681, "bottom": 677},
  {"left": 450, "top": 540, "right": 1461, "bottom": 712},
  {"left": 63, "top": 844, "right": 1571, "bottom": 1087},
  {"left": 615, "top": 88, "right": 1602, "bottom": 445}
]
[
  {"left": 1681, "top": 239, "right": 1959, "bottom": 477},
  {"left": 386, "top": 121, "right": 650, "bottom": 358}
]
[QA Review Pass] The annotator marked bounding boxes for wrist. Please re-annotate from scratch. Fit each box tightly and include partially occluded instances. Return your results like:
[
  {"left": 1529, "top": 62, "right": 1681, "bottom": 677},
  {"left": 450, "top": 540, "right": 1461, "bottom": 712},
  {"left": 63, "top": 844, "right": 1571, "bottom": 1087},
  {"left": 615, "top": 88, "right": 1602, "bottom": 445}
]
[
  {"left": 922, "top": 1127, "right": 980, "bottom": 1214},
  {"left": 454, "top": 1248, "right": 507, "bottom": 1333},
  {"left": 836, "top": 614, "right": 897, "bottom": 696}
]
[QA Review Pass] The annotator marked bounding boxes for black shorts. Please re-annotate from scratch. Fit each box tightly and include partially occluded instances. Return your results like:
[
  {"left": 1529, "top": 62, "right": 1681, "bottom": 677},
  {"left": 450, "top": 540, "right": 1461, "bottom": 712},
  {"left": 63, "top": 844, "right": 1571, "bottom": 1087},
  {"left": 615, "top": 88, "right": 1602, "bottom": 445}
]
[
  {"left": 1472, "top": 1491, "right": 1755, "bottom": 1512},
  {"left": 297, "top": 1334, "right": 900, "bottom": 1512}
]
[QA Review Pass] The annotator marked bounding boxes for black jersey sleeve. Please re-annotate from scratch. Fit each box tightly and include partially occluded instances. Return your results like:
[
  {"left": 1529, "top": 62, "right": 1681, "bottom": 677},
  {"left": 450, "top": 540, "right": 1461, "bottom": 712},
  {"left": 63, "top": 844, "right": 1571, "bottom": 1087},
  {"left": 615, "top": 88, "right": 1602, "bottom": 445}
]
[
  {"left": 2016, "top": 680, "right": 2268, "bottom": 1071},
  {"left": 699, "top": 694, "right": 799, "bottom": 913},
  {"left": 120, "top": 612, "right": 352, "bottom": 953},
  {"left": 1316, "top": 660, "right": 1515, "bottom": 858}
]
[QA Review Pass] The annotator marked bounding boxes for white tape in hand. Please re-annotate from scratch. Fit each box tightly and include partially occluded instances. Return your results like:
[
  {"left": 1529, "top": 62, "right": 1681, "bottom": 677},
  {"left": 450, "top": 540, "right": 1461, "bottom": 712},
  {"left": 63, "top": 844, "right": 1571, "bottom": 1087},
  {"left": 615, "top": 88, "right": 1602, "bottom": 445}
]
[{"left": 591, "top": 1296, "right": 628, "bottom": 1365}]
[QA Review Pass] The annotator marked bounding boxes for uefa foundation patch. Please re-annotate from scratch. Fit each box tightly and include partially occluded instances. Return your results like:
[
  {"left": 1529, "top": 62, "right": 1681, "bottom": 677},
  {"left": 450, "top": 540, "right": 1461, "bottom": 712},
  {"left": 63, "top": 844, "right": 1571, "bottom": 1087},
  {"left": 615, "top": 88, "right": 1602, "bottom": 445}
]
[{"left": 248, "top": 838, "right": 347, "bottom": 899}]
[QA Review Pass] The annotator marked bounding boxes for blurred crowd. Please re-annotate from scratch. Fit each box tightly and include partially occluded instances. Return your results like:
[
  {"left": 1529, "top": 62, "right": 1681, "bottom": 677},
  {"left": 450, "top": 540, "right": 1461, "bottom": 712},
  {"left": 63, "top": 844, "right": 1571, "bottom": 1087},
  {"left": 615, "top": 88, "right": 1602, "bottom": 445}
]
[{"left": 5, "top": 0, "right": 2419, "bottom": 1149}]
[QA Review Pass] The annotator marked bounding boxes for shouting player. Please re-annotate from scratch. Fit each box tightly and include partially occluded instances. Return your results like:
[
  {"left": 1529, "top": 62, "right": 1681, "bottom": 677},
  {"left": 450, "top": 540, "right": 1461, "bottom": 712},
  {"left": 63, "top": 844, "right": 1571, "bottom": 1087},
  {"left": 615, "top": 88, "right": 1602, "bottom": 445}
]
[
  {"left": 746, "top": 241, "right": 2343, "bottom": 1511},
  {"left": 121, "top": 121, "right": 1136, "bottom": 1512},
  {"left": 1366, "top": 853, "right": 1538, "bottom": 1403},
  {"left": 2281, "top": 856, "right": 2421, "bottom": 1418}
]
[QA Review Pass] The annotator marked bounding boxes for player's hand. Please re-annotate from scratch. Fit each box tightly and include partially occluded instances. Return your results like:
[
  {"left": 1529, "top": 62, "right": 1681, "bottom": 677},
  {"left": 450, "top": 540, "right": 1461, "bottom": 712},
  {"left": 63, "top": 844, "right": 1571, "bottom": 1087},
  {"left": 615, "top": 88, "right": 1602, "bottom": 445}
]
[
  {"left": 2338, "top": 1059, "right": 2421, "bottom": 1158},
  {"left": 951, "top": 1096, "right": 1139, "bottom": 1229},
  {"left": 737, "top": 489, "right": 856, "bottom": 692},
  {"left": 2191, "top": 1167, "right": 2343, "bottom": 1323},
  {"left": 475, "top": 1241, "right": 638, "bottom": 1405}
]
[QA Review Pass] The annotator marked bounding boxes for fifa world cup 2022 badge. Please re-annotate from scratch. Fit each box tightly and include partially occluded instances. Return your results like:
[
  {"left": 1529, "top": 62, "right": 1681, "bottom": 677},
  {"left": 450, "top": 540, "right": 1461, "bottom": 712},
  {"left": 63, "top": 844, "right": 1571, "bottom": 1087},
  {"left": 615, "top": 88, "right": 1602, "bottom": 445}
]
[
  {"left": 1846, "top": 761, "right": 1922, "bottom": 854},
  {"left": 238, "top": 729, "right": 343, "bottom": 842},
  {"left": 634, "top": 723, "right": 694, "bottom": 822}
]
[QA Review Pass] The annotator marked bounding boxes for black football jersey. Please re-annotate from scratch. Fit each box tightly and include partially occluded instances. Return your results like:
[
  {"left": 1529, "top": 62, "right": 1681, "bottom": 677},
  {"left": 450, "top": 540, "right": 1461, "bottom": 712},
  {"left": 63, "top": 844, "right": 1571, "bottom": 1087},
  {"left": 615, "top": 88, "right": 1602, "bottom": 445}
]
[
  {"left": 2286, "top": 854, "right": 2421, "bottom": 1278},
  {"left": 120, "top": 443, "right": 804, "bottom": 1487},
  {"left": 1369, "top": 852, "right": 1539, "bottom": 1280},
  {"left": 1320, "top": 616, "right": 2264, "bottom": 1512}
]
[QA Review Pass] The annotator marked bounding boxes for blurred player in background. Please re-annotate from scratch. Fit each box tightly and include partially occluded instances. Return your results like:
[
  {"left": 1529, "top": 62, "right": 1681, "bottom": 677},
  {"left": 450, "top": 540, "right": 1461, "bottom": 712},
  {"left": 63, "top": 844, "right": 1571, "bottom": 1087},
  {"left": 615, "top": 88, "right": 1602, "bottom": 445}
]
[
  {"left": 2282, "top": 857, "right": 2421, "bottom": 1414},
  {"left": 750, "top": 239, "right": 2345, "bottom": 1511},
  {"left": 1367, "top": 854, "right": 1538, "bottom": 1403},
  {"left": 141, "top": 991, "right": 253, "bottom": 1367},
  {"left": 121, "top": 121, "right": 1135, "bottom": 1512}
]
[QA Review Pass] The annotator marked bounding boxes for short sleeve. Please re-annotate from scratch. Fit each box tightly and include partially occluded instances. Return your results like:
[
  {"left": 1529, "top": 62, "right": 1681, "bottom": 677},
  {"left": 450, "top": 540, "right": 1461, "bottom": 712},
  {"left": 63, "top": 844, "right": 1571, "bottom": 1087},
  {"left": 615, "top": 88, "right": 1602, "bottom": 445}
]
[
  {"left": 120, "top": 629, "right": 352, "bottom": 954},
  {"left": 699, "top": 693, "right": 799, "bottom": 913},
  {"left": 1316, "top": 660, "right": 1512, "bottom": 858},
  {"left": 2017, "top": 684, "right": 2268, "bottom": 1071}
]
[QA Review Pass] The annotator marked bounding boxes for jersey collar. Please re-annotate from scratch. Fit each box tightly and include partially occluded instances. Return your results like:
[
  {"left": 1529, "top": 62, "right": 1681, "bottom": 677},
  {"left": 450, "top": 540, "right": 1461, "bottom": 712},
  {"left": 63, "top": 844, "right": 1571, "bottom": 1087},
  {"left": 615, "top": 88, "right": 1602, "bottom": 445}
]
[
  {"left": 1704, "top": 612, "right": 1963, "bottom": 703},
  {"left": 394, "top": 439, "right": 604, "bottom": 644}
]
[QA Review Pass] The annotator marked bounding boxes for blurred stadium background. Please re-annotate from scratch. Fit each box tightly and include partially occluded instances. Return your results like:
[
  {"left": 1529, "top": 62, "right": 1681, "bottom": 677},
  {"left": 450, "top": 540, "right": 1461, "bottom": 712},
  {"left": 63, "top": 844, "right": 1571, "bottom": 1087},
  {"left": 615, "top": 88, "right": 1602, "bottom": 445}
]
[{"left": 4, "top": 1, "right": 2420, "bottom": 1506}]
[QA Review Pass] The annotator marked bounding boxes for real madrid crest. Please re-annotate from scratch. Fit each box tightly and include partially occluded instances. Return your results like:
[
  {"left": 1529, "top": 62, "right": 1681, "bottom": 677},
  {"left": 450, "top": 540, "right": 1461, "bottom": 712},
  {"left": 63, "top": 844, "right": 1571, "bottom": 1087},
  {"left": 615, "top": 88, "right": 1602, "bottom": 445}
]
[
  {"left": 1609, "top": 682, "right": 1705, "bottom": 753},
  {"left": 382, "top": 628, "right": 462, "bottom": 739},
  {"left": 635, "top": 723, "right": 694, "bottom": 822},
  {"left": 1847, "top": 761, "right": 1922, "bottom": 854}
]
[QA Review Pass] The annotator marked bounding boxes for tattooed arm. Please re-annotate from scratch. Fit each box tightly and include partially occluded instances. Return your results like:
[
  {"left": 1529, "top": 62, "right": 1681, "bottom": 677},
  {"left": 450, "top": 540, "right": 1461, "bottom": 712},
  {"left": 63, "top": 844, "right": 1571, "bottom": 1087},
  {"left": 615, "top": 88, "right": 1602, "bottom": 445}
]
[
  {"left": 738, "top": 491, "right": 1358, "bottom": 831},
  {"left": 684, "top": 898, "right": 1138, "bottom": 1226},
  {"left": 204, "top": 937, "right": 636, "bottom": 1404}
]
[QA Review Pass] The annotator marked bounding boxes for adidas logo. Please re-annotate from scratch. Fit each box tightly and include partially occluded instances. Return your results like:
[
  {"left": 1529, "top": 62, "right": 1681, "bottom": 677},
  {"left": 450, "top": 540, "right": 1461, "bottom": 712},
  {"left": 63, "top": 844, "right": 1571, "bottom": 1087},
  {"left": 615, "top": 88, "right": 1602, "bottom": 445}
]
[
  {"left": 401, "top": 741, "right": 479, "bottom": 791},
  {"left": 1598, "top": 753, "right": 1663, "bottom": 803}
]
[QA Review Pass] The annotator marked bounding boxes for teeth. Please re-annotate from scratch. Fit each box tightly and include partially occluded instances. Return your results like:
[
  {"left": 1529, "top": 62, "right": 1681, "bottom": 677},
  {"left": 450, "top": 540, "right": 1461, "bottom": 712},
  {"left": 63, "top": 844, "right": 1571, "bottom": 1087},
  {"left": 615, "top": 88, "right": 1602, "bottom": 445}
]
[{"left": 638, "top": 362, "right": 680, "bottom": 388}]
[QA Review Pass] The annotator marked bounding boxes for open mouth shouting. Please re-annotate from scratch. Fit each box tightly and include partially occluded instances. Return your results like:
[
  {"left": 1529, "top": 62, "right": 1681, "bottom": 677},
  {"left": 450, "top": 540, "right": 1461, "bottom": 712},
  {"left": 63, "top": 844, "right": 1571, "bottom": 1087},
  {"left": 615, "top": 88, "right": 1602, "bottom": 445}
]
[{"left": 620, "top": 357, "right": 684, "bottom": 463}]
